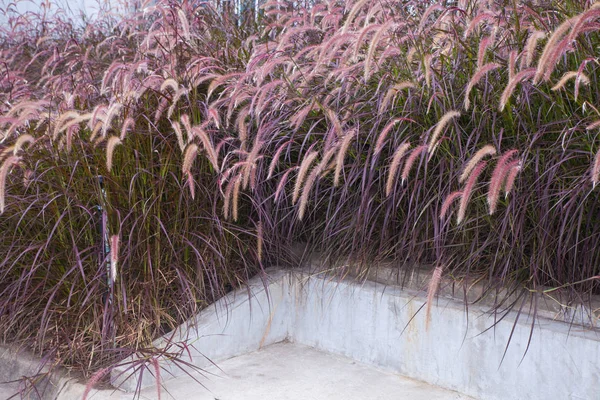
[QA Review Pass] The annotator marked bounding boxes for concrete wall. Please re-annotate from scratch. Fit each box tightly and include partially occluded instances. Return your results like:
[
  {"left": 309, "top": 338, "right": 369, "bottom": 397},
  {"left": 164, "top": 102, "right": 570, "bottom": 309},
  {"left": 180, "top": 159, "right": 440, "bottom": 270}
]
[
  {"left": 112, "top": 268, "right": 600, "bottom": 400},
  {"left": 291, "top": 272, "right": 600, "bottom": 400},
  {"left": 112, "top": 269, "right": 294, "bottom": 391}
]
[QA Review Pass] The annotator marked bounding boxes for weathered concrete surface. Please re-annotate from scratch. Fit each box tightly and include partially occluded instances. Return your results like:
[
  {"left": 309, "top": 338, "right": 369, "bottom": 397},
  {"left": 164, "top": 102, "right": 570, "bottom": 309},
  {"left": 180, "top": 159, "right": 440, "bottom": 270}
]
[
  {"left": 0, "top": 344, "right": 134, "bottom": 400},
  {"left": 111, "top": 270, "right": 294, "bottom": 392},
  {"left": 138, "top": 342, "right": 473, "bottom": 400},
  {"left": 291, "top": 271, "right": 600, "bottom": 400},
  {"left": 115, "top": 268, "right": 599, "bottom": 400}
]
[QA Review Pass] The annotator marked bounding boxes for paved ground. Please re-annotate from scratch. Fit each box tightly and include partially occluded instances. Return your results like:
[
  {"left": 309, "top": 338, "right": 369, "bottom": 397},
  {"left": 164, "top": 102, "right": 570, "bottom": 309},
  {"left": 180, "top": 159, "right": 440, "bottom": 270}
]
[
  {"left": 0, "top": 382, "right": 22, "bottom": 400},
  {"left": 137, "top": 342, "right": 475, "bottom": 400},
  {"left": 0, "top": 342, "right": 476, "bottom": 399}
]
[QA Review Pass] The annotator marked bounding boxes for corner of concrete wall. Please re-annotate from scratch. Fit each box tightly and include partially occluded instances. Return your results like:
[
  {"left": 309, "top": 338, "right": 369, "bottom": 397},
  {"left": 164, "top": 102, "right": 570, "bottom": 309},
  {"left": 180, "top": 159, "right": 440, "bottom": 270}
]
[{"left": 111, "top": 268, "right": 293, "bottom": 392}]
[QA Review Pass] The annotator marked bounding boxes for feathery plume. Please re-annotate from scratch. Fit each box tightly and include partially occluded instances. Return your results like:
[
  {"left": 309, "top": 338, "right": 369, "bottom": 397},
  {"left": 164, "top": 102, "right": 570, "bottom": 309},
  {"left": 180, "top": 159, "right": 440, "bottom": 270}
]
[
  {"left": 440, "top": 191, "right": 463, "bottom": 220},
  {"left": 168, "top": 88, "right": 187, "bottom": 119},
  {"left": 524, "top": 30, "right": 546, "bottom": 68},
  {"left": 257, "top": 221, "right": 263, "bottom": 262},
  {"left": 177, "top": 8, "right": 191, "bottom": 41},
  {"left": 426, "top": 265, "right": 443, "bottom": 330},
  {"left": 401, "top": 145, "right": 428, "bottom": 183},
  {"left": 587, "top": 120, "right": 600, "bottom": 131},
  {"left": 0, "top": 155, "right": 20, "bottom": 214},
  {"left": 187, "top": 172, "right": 195, "bottom": 200},
  {"left": 457, "top": 160, "right": 487, "bottom": 224},
  {"left": 82, "top": 367, "right": 110, "bottom": 400},
  {"left": 592, "top": 148, "right": 600, "bottom": 188},
  {"left": 53, "top": 111, "right": 82, "bottom": 140},
  {"left": 499, "top": 68, "right": 536, "bottom": 112},
  {"left": 463, "top": 12, "right": 495, "bottom": 39},
  {"left": 0, "top": 147, "right": 15, "bottom": 164},
  {"left": 325, "top": 108, "right": 343, "bottom": 139},
  {"left": 503, "top": 160, "right": 521, "bottom": 198},
  {"left": 291, "top": 101, "right": 316, "bottom": 131},
  {"left": 298, "top": 149, "right": 336, "bottom": 220},
  {"left": 110, "top": 235, "right": 119, "bottom": 281},
  {"left": 192, "top": 127, "right": 220, "bottom": 172},
  {"left": 149, "top": 357, "right": 162, "bottom": 400},
  {"left": 464, "top": 62, "right": 500, "bottom": 110},
  {"left": 385, "top": 142, "right": 411, "bottom": 196},
  {"left": 488, "top": 149, "right": 519, "bottom": 215},
  {"left": 172, "top": 121, "right": 186, "bottom": 152},
  {"left": 13, "top": 134, "right": 35, "bottom": 154},
  {"left": 341, "top": 0, "right": 370, "bottom": 32},
  {"left": 460, "top": 145, "right": 496, "bottom": 183},
  {"left": 102, "top": 102, "right": 122, "bottom": 138},
  {"left": 551, "top": 71, "right": 590, "bottom": 93},
  {"left": 160, "top": 78, "right": 178, "bottom": 93},
  {"left": 424, "top": 54, "right": 433, "bottom": 88},
  {"left": 428, "top": 110, "right": 460, "bottom": 153},
  {"left": 365, "top": 21, "right": 394, "bottom": 81},
  {"left": 242, "top": 137, "right": 263, "bottom": 190},
  {"left": 508, "top": 50, "right": 517, "bottom": 81},
  {"left": 120, "top": 117, "right": 135, "bottom": 141},
  {"left": 236, "top": 107, "right": 250, "bottom": 149},
  {"left": 375, "top": 118, "right": 402, "bottom": 155},
  {"left": 379, "top": 82, "right": 416, "bottom": 113},
  {"left": 298, "top": 170, "right": 318, "bottom": 221},
  {"left": 551, "top": 70, "right": 589, "bottom": 91},
  {"left": 223, "top": 174, "right": 239, "bottom": 220},
  {"left": 232, "top": 176, "right": 241, "bottom": 222},
  {"left": 154, "top": 98, "right": 168, "bottom": 123},
  {"left": 180, "top": 114, "right": 192, "bottom": 136},
  {"left": 334, "top": 129, "right": 356, "bottom": 187},
  {"left": 293, "top": 151, "right": 319, "bottom": 204},
  {"left": 354, "top": 23, "right": 382, "bottom": 59},
  {"left": 182, "top": 144, "right": 198, "bottom": 174},
  {"left": 106, "top": 136, "right": 122, "bottom": 172},
  {"left": 477, "top": 35, "right": 493, "bottom": 68},
  {"left": 275, "top": 167, "right": 298, "bottom": 204},
  {"left": 534, "top": 16, "right": 579, "bottom": 84}
]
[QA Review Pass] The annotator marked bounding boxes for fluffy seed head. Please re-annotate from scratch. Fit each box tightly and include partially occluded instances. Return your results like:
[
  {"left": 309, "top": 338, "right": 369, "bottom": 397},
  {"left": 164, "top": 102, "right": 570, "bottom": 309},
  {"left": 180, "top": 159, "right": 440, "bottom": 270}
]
[
  {"left": 13, "top": 134, "right": 35, "bottom": 154},
  {"left": 385, "top": 142, "right": 411, "bottom": 196},
  {"left": 592, "top": 148, "right": 600, "bottom": 188},
  {"left": 426, "top": 265, "right": 443, "bottom": 330},
  {"left": 440, "top": 191, "right": 462, "bottom": 220},
  {"left": 524, "top": 30, "right": 546, "bottom": 68},
  {"left": 503, "top": 161, "right": 521, "bottom": 198},
  {"left": 428, "top": 110, "right": 460, "bottom": 154},
  {"left": 401, "top": 145, "right": 428, "bottom": 183},
  {"left": 0, "top": 155, "right": 20, "bottom": 214},
  {"left": 488, "top": 149, "right": 519, "bottom": 215},
  {"left": 460, "top": 145, "right": 496, "bottom": 183},
  {"left": 457, "top": 160, "right": 487, "bottom": 224},
  {"left": 110, "top": 235, "right": 119, "bottom": 281},
  {"left": 106, "top": 136, "right": 122, "bottom": 172},
  {"left": 499, "top": 68, "right": 536, "bottom": 112},
  {"left": 334, "top": 129, "right": 356, "bottom": 187},
  {"left": 293, "top": 151, "right": 319, "bottom": 204},
  {"left": 182, "top": 143, "right": 198, "bottom": 174},
  {"left": 464, "top": 63, "right": 500, "bottom": 110}
]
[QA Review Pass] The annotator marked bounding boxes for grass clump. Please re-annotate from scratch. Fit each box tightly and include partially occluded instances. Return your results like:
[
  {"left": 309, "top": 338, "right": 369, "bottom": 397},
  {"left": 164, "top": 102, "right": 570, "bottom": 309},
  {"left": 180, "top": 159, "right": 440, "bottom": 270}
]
[{"left": 1, "top": 0, "right": 600, "bottom": 384}]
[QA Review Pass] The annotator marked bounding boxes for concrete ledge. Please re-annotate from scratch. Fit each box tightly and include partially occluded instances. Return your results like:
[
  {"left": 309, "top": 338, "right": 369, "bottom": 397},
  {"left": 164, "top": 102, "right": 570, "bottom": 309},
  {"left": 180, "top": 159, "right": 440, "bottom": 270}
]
[{"left": 112, "top": 267, "right": 600, "bottom": 400}]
